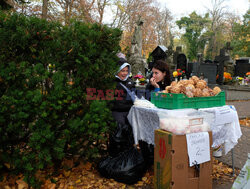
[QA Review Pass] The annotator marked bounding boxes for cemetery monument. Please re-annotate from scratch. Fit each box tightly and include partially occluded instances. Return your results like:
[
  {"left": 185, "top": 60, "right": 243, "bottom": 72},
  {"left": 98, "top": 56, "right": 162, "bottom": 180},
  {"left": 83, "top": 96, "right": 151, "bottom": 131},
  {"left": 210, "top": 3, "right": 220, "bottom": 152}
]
[{"left": 128, "top": 17, "right": 147, "bottom": 76}]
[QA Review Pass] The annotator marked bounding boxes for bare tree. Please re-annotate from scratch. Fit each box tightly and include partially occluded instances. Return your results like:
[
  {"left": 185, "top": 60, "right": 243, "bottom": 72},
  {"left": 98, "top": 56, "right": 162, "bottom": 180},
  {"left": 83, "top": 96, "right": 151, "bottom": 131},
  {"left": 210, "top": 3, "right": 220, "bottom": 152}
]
[
  {"left": 108, "top": 0, "right": 173, "bottom": 57},
  {"left": 206, "top": 0, "right": 228, "bottom": 59},
  {"left": 96, "top": 0, "right": 111, "bottom": 24},
  {"left": 153, "top": 6, "right": 173, "bottom": 47},
  {"left": 224, "top": 12, "right": 241, "bottom": 41}
]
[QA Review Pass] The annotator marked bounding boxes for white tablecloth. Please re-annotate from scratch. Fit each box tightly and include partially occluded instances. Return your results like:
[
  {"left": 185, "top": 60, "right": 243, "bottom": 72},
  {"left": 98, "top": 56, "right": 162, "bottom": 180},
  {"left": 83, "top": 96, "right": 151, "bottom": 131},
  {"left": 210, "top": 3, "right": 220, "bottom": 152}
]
[{"left": 127, "top": 105, "right": 242, "bottom": 155}]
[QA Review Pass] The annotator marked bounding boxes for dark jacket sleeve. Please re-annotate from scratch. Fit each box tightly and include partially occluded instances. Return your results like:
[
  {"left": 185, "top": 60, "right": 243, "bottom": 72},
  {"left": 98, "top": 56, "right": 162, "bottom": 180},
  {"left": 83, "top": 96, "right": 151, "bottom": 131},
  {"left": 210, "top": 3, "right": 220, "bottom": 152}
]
[{"left": 111, "top": 78, "right": 134, "bottom": 112}]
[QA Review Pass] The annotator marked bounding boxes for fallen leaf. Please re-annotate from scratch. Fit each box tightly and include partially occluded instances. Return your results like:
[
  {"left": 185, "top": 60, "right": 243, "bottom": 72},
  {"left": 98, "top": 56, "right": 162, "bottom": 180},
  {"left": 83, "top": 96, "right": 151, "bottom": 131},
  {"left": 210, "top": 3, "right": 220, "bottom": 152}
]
[
  {"left": 4, "top": 163, "right": 10, "bottom": 169},
  {"left": 82, "top": 162, "right": 92, "bottom": 171},
  {"left": 16, "top": 179, "right": 28, "bottom": 189},
  {"left": 63, "top": 170, "right": 71, "bottom": 177},
  {"left": 67, "top": 48, "right": 73, "bottom": 53},
  {"left": 228, "top": 168, "right": 233, "bottom": 173},
  {"left": 75, "top": 179, "right": 81, "bottom": 184}
]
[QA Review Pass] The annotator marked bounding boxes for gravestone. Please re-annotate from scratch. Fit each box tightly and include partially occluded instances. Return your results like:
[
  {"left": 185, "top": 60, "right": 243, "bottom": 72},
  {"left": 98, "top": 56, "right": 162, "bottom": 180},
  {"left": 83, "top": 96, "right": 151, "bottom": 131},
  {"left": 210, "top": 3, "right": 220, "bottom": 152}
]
[
  {"left": 173, "top": 46, "right": 181, "bottom": 66},
  {"left": 235, "top": 57, "right": 250, "bottom": 77},
  {"left": 128, "top": 17, "right": 147, "bottom": 75},
  {"left": 151, "top": 45, "right": 168, "bottom": 62},
  {"left": 187, "top": 62, "right": 199, "bottom": 78},
  {"left": 204, "top": 59, "right": 213, "bottom": 64},
  {"left": 199, "top": 63, "right": 217, "bottom": 84},
  {"left": 173, "top": 46, "right": 187, "bottom": 73},
  {"left": 176, "top": 54, "right": 187, "bottom": 71},
  {"left": 214, "top": 48, "right": 230, "bottom": 85},
  {"left": 195, "top": 53, "right": 217, "bottom": 84}
]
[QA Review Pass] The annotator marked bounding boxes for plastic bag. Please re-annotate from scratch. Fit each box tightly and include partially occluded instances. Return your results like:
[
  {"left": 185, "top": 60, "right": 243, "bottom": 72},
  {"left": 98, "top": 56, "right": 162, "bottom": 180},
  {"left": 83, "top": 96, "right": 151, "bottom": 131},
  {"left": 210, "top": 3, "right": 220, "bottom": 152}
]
[
  {"left": 158, "top": 111, "right": 211, "bottom": 135},
  {"left": 232, "top": 153, "right": 250, "bottom": 189},
  {"left": 98, "top": 147, "right": 146, "bottom": 184},
  {"left": 139, "top": 140, "right": 154, "bottom": 168},
  {"left": 108, "top": 123, "right": 134, "bottom": 157}
]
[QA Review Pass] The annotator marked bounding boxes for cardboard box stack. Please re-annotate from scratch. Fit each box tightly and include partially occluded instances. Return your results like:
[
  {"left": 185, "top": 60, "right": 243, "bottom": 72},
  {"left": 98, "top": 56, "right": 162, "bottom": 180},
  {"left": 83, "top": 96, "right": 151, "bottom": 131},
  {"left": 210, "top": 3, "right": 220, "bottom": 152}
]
[{"left": 154, "top": 129, "right": 212, "bottom": 189}]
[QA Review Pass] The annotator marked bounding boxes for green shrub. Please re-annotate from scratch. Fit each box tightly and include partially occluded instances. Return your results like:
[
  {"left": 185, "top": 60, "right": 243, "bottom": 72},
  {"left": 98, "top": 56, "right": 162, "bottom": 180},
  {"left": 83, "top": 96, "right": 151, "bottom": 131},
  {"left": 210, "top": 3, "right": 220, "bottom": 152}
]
[{"left": 0, "top": 11, "right": 121, "bottom": 187}]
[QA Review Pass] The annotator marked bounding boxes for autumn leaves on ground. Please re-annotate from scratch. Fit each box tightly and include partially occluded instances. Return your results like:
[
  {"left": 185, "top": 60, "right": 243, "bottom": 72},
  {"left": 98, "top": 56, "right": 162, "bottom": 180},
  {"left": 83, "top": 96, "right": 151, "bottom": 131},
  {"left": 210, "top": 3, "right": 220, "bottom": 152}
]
[
  {"left": 0, "top": 157, "right": 240, "bottom": 189},
  {"left": 1, "top": 118, "right": 248, "bottom": 188}
]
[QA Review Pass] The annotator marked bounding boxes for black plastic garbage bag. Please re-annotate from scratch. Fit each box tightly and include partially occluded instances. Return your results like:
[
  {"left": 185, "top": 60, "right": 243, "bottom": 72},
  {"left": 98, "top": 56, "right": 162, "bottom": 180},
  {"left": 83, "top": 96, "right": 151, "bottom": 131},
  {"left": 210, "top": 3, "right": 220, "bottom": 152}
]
[
  {"left": 108, "top": 123, "right": 134, "bottom": 157},
  {"left": 98, "top": 147, "right": 146, "bottom": 185},
  {"left": 139, "top": 140, "right": 154, "bottom": 168}
]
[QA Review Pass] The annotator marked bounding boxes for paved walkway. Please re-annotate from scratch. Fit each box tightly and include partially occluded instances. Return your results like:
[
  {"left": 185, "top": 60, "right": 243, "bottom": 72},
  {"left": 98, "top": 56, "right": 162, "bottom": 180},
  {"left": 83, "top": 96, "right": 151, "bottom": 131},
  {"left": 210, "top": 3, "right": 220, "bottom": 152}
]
[
  {"left": 226, "top": 100, "right": 250, "bottom": 119},
  {"left": 221, "top": 100, "right": 250, "bottom": 169},
  {"left": 213, "top": 100, "right": 250, "bottom": 189},
  {"left": 215, "top": 126, "right": 250, "bottom": 170}
]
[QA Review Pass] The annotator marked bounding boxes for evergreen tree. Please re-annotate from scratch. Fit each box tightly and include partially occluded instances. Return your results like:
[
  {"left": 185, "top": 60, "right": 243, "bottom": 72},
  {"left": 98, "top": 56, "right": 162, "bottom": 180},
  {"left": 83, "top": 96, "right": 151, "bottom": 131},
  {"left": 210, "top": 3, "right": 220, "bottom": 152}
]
[
  {"left": 176, "top": 11, "right": 210, "bottom": 61},
  {"left": 231, "top": 10, "right": 250, "bottom": 58}
]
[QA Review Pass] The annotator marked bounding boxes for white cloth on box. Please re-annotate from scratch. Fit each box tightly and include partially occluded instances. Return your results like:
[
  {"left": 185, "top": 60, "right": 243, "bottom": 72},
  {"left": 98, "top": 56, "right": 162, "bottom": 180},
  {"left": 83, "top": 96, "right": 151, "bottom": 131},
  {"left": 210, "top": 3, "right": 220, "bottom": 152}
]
[
  {"left": 198, "top": 105, "right": 242, "bottom": 155},
  {"left": 127, "top": 106, "right": 198, "bottom": 145},
  {"left": 127, "top": 106, "right": 159, "bottom": 145},
  {"left": 127, "top": 105, "right": 242, "bottom": 155}
]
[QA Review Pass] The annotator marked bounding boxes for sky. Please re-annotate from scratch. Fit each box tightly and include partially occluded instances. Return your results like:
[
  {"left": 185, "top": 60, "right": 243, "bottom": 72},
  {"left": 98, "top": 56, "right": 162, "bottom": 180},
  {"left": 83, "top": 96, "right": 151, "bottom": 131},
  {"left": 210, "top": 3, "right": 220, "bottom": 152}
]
[
  {"left": 103, "top": 0, "right": 249, "bottom": 24},
  {"left": 158, "top": 0, "right": 249, "bottom": 20}
]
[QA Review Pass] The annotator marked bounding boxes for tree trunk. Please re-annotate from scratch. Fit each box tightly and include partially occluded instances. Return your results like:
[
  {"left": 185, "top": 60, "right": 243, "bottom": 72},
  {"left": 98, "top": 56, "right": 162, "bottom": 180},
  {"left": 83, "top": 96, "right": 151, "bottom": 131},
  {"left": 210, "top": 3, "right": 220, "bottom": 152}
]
[{"left": 42, "top": 0, "right": 48, "bottom": 20}]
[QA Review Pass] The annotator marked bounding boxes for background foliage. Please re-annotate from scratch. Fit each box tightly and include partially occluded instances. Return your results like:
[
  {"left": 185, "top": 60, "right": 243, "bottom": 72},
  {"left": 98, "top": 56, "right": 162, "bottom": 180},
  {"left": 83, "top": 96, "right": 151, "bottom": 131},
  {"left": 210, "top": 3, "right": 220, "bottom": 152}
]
[
  {"left": 0, "top": 11, "right": 120, "bottom": 187},
  {"left": 231, "top": 10, "right": 250, "bottom": 58},
  {"left": 2, "top": 0, "right": 249, "bottom": 61}
]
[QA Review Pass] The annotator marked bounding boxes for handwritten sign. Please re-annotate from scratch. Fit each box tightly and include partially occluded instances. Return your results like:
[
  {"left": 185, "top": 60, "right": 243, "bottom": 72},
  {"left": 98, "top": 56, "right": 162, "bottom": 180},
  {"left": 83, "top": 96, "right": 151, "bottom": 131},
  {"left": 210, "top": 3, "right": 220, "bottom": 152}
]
[
  {"left": 215, "top": 106, "right": 237, "bottom": 125},
  {"left": 186, "top": 132, "right": 210, "bottom": 167}
]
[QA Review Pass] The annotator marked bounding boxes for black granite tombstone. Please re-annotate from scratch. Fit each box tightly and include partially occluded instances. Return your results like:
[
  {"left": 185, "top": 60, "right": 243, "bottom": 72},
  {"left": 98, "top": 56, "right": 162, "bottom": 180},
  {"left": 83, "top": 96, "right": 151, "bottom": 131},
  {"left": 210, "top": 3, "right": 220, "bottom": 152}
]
[
  {"left": 186, "top": 62, "right": 199, "bottom": 78},
  {"left": 199, "top": 63, "right": 217, "bottom": 84},
  {"left": 151, "top": 45, "right": 168, "bottom": 62},
  {"left": 235, "top": 58, "right": 250, "bottom": 77},
  {"left": 176, "top": 53, "right": 187, "bottom": 72}
]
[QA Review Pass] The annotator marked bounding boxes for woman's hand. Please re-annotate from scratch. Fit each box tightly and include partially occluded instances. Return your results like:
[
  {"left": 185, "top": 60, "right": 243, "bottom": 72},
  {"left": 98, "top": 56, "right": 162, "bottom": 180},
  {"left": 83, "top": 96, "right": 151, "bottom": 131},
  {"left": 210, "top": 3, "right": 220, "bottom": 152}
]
[{"left": 150, "top": 77, "right": 159, "bottom": 88}]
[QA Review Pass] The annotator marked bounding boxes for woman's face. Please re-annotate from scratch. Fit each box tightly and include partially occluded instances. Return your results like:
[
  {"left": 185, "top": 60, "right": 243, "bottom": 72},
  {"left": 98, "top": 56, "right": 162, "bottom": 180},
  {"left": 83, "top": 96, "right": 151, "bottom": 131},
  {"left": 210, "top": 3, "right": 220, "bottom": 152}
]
[
  {"left": 152, "top": 68, "right": 166, "bottom": 83},
  {"left": 117, "top": 66, "right": 129, "bottom": 80}
]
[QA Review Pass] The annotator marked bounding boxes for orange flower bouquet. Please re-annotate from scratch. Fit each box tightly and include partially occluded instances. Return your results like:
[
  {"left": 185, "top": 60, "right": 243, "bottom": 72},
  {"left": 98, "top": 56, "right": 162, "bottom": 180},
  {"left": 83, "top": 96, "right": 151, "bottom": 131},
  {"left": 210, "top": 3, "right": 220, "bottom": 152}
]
[{"left": 223, "top": 72, "right": 232, "bottom": 83}]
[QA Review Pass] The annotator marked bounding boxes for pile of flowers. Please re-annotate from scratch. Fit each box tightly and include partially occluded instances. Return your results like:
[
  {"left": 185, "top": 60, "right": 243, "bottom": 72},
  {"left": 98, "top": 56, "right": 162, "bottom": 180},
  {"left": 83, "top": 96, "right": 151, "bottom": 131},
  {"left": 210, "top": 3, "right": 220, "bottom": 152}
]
[
  {"left": 216, "top": 72, "right": 232, "bottom": 84},
  {"left": 223, "top": 72, "right": 232, "bottom": 83},
  {"left": 134, "top": 74, "right": 144, "bottom": 79},
  {"left": 134, "top": 74, "right": 146, "bottom": 85},
  {"left": 173, "top": 69, "right": 185, "bottom": 78},
  {"left": 139, "top": 77, "right": 146, "bottom": 85},
  {"left": 234, "top": 72, "right": 250, "bottom": 85}
]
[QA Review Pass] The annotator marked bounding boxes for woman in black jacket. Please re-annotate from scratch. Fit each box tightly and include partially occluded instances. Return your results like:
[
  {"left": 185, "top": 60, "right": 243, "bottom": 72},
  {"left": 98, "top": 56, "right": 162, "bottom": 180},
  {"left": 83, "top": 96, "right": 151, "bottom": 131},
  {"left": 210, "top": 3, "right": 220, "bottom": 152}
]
[
  {"left": 111, "top": 58, "right": 135, "bottom": 125},
  {"left": 146, "top": 59, "right": 171, "bottom": 93}
]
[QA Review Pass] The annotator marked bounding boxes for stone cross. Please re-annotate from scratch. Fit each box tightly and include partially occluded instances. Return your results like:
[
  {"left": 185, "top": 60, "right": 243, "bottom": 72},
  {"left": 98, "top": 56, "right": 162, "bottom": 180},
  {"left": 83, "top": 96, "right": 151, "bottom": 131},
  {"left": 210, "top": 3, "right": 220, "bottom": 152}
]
[
  {"left": 129, "top": 16, "right": 147, "bottom": 76},
  {"left": 214, "top": 48, "right": 230, "bottom": 85},
  {"left": 131, "top": 16, "right": 144, "bottom": 57}
]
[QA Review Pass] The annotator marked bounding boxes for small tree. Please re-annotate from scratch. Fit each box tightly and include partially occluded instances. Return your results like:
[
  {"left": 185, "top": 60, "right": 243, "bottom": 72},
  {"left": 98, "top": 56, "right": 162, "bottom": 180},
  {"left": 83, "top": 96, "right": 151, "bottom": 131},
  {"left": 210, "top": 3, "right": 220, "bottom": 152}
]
[{"left": 176, "top": 11, "right": 210, "bottom": 61}]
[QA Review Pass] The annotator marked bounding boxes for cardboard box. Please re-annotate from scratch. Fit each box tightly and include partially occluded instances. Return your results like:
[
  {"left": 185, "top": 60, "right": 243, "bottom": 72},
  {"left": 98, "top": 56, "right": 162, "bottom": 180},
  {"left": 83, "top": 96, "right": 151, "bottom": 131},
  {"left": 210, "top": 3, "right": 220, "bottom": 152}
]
[{"left": 154, "top": 129, "right": 212, "bottom": 189}]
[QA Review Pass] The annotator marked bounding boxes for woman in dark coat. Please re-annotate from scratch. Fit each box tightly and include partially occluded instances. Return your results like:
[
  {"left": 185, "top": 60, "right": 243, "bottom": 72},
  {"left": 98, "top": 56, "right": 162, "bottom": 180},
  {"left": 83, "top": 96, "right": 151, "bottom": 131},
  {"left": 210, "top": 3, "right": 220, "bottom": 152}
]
[
  {"left": 111, "top": 58, "right": 135, "bottom": 125},
  {"left": 146, "top": 59, "right": 171, "bottom": 93}
]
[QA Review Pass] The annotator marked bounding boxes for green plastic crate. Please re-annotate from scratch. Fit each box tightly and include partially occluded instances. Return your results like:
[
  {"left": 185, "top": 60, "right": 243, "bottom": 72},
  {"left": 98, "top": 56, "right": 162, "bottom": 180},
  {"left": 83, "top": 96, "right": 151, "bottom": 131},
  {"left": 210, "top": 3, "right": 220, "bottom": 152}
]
[{"left": 151, "top": 91, "right": 226, "bottom": 109}]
